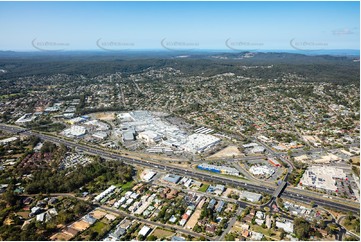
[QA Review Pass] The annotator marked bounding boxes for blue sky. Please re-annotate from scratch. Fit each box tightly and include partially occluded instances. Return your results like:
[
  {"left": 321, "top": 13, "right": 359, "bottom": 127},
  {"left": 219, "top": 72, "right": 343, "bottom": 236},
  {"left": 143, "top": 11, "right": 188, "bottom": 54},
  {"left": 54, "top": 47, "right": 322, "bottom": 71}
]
[{"left": 0, "top": 1, "right": 359, "bottom": 51}]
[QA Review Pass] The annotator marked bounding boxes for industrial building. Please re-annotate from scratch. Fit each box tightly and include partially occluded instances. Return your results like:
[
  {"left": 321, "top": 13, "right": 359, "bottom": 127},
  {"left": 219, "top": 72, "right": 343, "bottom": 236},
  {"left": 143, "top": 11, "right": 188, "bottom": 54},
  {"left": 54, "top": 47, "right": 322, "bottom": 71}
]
[
  {"left": 0, "top": 137, "right": 18, "bottom": 145},
  {"left": 249, "top": 165, "right": 275, "bottom": 177},
  {"left": 181, "top": 134, "right": 221, "bottom": 153},
  {"left": 143, "top": 171, "right": 156, "bottom": 182},
  {"left": 197, "top": 163, "right": 240, "bottom": 176},
  {"left": 268, "top": 157, "right": 281, "bottom": 167},
  {"left": 15, "top": 113, "right": 36, "bottom": 125},
  {"left": 299, "top": 165, "right": 347, "bottom": 192},
  {"left": 240, "top": 191, "right": 262, "bottom": 202},
  {"left": 62, "top": 125, "right": 87, "bottom": 138},
  {"left": 163, "top": 174, "right": 182, "bottom": 184}
]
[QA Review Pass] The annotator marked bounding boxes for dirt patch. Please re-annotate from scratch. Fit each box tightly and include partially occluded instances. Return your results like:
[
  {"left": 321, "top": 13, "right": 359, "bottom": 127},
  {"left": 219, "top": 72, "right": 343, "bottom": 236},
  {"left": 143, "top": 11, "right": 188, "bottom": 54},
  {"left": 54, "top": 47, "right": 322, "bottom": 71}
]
[
  {"left": 94, "top": 112, "right": 116, "bottom": 121},
  {"left": 351, "top": 156, "right": 360, "bottom": 165},
  {"left": 70, "top": 220, "right": 91, "bottom": 231},
  {"left": 151, "top": 228, "right": 175, "bottom": 238},
  {"left": 207, "top": 146, "right": 243, "bottom": 159},
  {"left": 50, "top": 232, "right": 74, "bottom": 241},
  {"left": 185, "top": 209, "right": 201, "bottom": 230},
  {"left": 17, "top": 211, "right": 30, "bottom": 219},
  {"left": 90, "top": 209, "right": 107, "bottom": 220}
]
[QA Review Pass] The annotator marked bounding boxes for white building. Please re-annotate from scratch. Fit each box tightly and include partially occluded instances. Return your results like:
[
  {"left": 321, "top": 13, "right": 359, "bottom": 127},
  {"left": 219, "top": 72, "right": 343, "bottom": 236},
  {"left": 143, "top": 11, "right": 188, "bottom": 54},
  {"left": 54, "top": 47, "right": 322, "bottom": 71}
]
[
  {"left": 138, "top": 225, "right": 151, "bottom": 237},
  {"left": 249, "top": 165, "right": 275, "bottom": 177},
  {"left": 143, "top": 171, "right": 156, "bottom": 182},
  {"left": 62, "top": 125, "right": 87, "bottom": 138},
  {"left": 300, "top": 165, "right": 347, "bottom": 192},
  {"left": 276, "top": 220, "right": 294, "bottom": 233},
  {"left": 181, "top": 134, "right": 221, "bottom": 153},
  {"left": 15, "top": 113, "right": 36, "bottom": 124},
  {"left": 92, "top": 131, "right": 108, "bottom": 140},
  {"left": 0, "top": 137, "right": 18, "bottom": 145}
]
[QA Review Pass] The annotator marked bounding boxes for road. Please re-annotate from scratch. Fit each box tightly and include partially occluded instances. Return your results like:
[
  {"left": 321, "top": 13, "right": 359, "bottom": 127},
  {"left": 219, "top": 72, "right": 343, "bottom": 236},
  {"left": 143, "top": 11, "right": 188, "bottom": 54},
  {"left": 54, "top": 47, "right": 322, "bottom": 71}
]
[
  {"left": 218, "top": 206, "right": 243, "bottom": 241},
  {"left": 22, "top": 192, "right": 210, "bottom": 240},
  {"left": 99, "top": 204, "right": 212, "bottom": 240},
  {"left": 0, "top": 123, "right": 359, "bottom": 214}
]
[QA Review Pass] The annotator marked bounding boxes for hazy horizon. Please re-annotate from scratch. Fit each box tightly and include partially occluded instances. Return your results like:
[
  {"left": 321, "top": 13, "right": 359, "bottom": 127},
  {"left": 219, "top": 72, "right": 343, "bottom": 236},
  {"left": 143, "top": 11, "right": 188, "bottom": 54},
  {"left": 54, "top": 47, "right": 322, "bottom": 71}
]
[{"left": 0, "top": 1, "right": 359, "bottom": 52}]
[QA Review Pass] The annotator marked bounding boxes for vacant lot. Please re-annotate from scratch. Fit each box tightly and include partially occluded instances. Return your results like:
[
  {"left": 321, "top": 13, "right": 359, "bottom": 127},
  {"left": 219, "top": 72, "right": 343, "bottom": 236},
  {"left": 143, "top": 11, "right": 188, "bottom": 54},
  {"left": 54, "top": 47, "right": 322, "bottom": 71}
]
[
  {"left": 185, "top": 209, "right": 201, "bottom": 230},
  {"left": 90, "top": 209, "right": 107, "bottom": 220},
  {"left": 50, "top": 232, "right": 73, "bottom": 241},
  {"left": 351, "top": 156, "right": 360, "bottom": 165},
  {"left": 93, "top": 112, "right": 116, "bottom": 121},
  {"left": 151, "top": 228, "right": 175, "bottom": 238},
  {"left": 70, "top": 220, "right": 91, "bottom": 231},
  {"left": 207, "top": 146, "right": 243, "bottom": 159},
  {"left": 198, "top": 184, "right": 209, "bottom": 192}
]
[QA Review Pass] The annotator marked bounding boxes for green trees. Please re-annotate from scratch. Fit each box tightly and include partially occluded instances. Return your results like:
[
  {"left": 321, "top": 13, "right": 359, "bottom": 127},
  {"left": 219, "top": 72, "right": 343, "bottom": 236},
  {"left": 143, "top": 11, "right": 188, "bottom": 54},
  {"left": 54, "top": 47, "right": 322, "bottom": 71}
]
[
  {"left": 25, "top": 160, "right": 133, "bottom": 194},
  {"left": 294, "top": 217, "right": 311, "bottom": 240}
]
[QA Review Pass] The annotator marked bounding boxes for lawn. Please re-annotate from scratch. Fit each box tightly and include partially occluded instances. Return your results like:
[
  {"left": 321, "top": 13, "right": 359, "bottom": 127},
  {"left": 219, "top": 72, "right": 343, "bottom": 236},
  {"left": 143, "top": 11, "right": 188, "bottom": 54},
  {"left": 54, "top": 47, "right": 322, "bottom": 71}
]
[
  {"left": 120, "top": 181, "right": 134, "bottom": 195},
  {"left": 91, "top": 221, "right": 107, "bottom": 234},
  {"left": 150, "top": 228, "right": 175, "bottom": 238},
  {"left": 251, "top": 224, "right": 281, "bottom": 240},
  {"left": 198, "top": 184, "right": 209, "bottom": 192}
]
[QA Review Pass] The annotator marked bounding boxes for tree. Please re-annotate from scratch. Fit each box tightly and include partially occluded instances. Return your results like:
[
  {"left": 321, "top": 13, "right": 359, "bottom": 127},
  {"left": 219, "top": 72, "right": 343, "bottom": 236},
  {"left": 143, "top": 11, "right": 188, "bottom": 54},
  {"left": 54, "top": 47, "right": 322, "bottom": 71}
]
[
  {"left": 146, "top": 235, "right": 157, "bottom": 241},
  {"left": 294, "top": 217, "right": 311, "bottom": 240},
  {"left": 326, "top": 223, "right": 339, "bottom": 235},
  {"left": 279, "top": 228, "right": 286, "bottom": 239}
]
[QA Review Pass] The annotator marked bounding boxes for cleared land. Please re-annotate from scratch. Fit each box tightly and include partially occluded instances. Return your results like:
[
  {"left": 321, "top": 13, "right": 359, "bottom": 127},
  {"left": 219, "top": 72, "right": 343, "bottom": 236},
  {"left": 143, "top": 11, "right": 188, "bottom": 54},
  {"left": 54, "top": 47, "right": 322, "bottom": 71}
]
[
  {"left": 70, "top": 220, "right": 91, "bottom": 231},
  {"left": 185, "top": 209, "right": 201, "bottom": 230},
  {"left": 207, "top": 146, "right": 243, "bottom": 159},
  {"left": 351, "top": 156, "right": 360, "bottom": 165},
  {"left": 90, "top": 209, "right": 107, "bottom": 219},
  {"left": 93, "top": 112, "right": 116, "bottom": 121},
  {"left": 151, "top": 228, "right": 175, "bottom": 238},
  {"left": 50, "top": 232, "right": 73, "bottom": 241}
]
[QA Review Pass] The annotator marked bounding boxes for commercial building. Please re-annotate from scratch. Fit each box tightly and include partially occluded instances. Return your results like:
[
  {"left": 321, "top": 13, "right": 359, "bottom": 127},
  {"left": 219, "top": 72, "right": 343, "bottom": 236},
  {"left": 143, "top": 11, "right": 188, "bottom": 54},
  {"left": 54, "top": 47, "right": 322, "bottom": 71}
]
[
  {"left": 197, "top": 163, "right": 240, "bottom": 176},
  {"left": 249, "top": 165, "right": 275, "bottom": 177},
  {"left": 181, "top": 134, "right": 221, "bottom": 153},
  {"left": 0, "top": 137, "right": 18, "bottom": 145},
  {"left": 276, "top": 220, "right": 294, "bottom": 233},
  {"left": 15, "top": 113, "right": 36, "bottom": 124},
  {"left": 138, "top": 226, "right": 151, "bottom": 237},
  {"left": 92, "top": 131, "right": 108, "bottom": 140},
  {"left": 268, "top": 157, "right": 281, "bottom": 167},
  {"left": 163, "top": 174, "right": 181, "bottom": 184},
  {"left": 62, "top": 125, "right": 87, "bottom": 138},
  {"left": 143, "top": 171, "right": 156, "bottom": 182},
  {"left": 240, "top": 191, "right": 262, "bottom": 202},
  {"left": 299, "top": 165, "right": 347, "bottom": 192}
]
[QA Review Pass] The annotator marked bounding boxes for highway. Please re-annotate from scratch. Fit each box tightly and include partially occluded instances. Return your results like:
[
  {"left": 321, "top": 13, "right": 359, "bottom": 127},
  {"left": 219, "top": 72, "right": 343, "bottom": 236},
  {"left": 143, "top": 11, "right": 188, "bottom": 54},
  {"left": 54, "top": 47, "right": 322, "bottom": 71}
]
[{"left": 0, "top": 123, "right": 359, "bottom": 214}]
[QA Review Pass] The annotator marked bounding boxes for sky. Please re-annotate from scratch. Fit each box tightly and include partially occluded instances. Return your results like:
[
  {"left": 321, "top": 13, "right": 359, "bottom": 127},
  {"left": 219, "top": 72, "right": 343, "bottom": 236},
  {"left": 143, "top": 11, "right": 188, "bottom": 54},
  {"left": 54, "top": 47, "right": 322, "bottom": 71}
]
[{"left": 0, "top": 1, "right": 359, "bottom": 51}]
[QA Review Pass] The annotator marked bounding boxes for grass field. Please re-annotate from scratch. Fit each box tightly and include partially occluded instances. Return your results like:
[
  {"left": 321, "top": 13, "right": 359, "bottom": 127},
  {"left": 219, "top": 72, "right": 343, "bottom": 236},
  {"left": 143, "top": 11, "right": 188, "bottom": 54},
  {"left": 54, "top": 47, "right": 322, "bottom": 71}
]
[
  {"left": 251, "top": 224, "right": 281, "bottom": 240},
  {"left": 151, "top": 228, "right": 175, "bottom": 238},
  {"left": 91, "top": 221, "right": 107, "bottom": 234},
  {"left": 198, "top": 184, "right": 209, "bottom": 192},
  {"left": 120, "top": 181, "right": 134, "bottom": 195}
]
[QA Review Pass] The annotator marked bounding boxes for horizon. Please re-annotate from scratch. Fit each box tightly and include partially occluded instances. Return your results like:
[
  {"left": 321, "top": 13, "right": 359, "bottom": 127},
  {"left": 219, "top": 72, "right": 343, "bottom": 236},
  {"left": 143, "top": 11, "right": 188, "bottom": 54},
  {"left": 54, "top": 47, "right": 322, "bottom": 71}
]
[{"left": 0, "top": 1, "right": 359, "bottom": 52}]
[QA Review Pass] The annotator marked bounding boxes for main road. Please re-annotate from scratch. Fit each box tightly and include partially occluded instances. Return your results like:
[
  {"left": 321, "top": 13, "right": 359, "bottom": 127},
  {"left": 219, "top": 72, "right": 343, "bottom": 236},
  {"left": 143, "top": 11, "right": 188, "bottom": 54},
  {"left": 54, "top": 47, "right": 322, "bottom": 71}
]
[{"left": 0, "top": 123, "right": 359, "bottom": 214}]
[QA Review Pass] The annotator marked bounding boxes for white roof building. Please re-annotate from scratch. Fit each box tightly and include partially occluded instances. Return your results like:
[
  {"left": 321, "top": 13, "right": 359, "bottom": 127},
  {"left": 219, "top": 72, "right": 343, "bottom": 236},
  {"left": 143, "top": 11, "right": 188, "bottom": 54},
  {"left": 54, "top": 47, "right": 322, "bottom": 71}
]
[
  {"left": 0, "top": 137, "right": 18, "bottom": 145},
  {"left": 62, "top": 125, "right": 87, "bottom": 137},
  {"left": 249, "top": 165, "right": 275, "bottom": 176},
  {"left": 181, "top": 134, "right": 220, "bottom": 153},
  {"left": 276, "top": 220, "right": 294, "bottom": 233},
  {"left": 15, "top": 113, "right": 36, "bottom": 124},
  {"left": 143, "top": 171, "right": 156, "bottom": 182},
  {"left": 138, "top": 226, "right": 151, "bottom": 237},
  {"left": 300, "top": 165, "right": 346, "bottom": 192}
]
